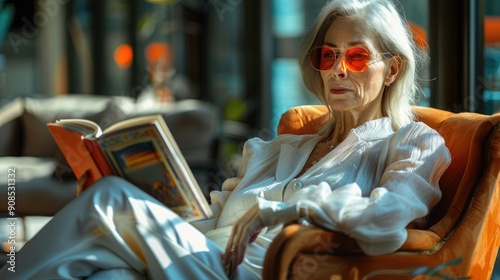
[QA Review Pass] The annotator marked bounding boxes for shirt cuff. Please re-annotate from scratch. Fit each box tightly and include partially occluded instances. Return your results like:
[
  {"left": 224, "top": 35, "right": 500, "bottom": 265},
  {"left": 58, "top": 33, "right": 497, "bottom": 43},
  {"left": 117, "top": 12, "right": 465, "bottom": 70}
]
[{"left": 257, "top": 197, "right": 299, "bottom": 226}]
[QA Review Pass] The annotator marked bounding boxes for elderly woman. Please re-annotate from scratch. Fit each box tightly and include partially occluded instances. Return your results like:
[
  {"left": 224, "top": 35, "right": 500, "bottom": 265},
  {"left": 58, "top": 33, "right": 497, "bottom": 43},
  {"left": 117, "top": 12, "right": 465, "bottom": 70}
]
[{"left": 1, "top": 0, "right": 450, "bottom": 279}]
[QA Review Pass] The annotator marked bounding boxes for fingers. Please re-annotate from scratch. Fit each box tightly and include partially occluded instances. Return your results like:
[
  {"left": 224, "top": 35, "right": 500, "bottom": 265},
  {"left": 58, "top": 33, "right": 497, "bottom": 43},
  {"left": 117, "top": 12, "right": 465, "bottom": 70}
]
[
  {"left": 223, "top": 224, "right": 248, "bottom": 278},
  {"left": 222, "top": 205, "right": 264, "bottom": 277},
  {"left": 227, "top": 223, "right": 246, "bottom": 264},
  {"left": 223, "top": 246, "right": 235, "bottom": 278},
  {"left": 222, "top": 238, "right": 237, "bottom": 264}
]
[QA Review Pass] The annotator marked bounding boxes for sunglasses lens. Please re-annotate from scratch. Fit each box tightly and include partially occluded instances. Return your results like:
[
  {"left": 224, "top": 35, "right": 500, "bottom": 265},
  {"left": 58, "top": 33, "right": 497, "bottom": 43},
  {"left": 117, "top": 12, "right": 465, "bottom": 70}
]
[
  {"left": 344, "top": 47, "right": 370, "bottom": 71},
  {"left": 310, "top": 47, "right": 371, "bottom": 72},
  {"left": 310, "top": 47, "right": 335, "bottom": 71}
]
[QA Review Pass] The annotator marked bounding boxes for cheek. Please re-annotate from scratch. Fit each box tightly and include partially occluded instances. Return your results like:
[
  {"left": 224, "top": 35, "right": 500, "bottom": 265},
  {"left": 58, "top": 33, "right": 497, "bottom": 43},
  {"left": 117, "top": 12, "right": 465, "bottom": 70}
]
[
  {"left": 360, "top": 72, "right": 383, "bottom": 91},
  {"left": 320, "top": 72, "right": 329, "bottom": 84},
  {"left": 321, "top": 73, "right": 330, "bottom": 92}
]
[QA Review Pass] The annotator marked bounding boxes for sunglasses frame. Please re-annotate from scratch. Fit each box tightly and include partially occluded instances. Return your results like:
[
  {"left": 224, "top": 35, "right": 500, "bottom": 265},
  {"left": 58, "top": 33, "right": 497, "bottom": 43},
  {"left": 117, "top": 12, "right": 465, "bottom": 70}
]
[{"left": 309, "top": 46, "right": 392, "bottom": 72}]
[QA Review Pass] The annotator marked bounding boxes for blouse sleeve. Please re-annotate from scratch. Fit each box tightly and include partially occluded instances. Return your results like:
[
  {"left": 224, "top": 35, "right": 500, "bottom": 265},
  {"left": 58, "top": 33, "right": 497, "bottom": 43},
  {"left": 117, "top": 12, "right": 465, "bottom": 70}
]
[{"left": 260, "top": 122, "right": 451, "bottom": 255}]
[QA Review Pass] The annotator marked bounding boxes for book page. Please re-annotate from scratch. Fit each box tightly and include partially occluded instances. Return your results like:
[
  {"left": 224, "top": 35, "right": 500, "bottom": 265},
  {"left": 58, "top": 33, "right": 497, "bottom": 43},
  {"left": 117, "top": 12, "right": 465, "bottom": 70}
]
[
  {"left": 98, "top": 119, "right": 212, "bottom": 222},
  {"left": 103, "top": 114, "right": 160, "bottom": 135},
  {"left": 54, "top": 119, "right": 102, "bottom": 139}
]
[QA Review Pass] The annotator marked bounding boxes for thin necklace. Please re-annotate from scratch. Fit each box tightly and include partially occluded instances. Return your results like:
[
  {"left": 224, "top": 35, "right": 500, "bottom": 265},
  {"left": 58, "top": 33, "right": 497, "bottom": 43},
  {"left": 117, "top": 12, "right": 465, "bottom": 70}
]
[{"left": 311, "top": 137, "right": 335, "bottom": 166}]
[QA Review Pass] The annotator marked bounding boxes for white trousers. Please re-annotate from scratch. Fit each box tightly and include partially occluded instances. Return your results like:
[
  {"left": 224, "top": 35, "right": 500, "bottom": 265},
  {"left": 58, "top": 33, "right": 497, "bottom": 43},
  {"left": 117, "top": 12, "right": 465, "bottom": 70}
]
[{"left": 0, "top": 176, "right": 259, "bottom": 279}]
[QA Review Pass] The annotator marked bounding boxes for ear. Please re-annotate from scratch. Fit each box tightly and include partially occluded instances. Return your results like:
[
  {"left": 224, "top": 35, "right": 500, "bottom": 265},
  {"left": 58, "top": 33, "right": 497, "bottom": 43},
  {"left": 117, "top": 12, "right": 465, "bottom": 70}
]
[{"left": 384, "top": 56, "right": 402, "bottom": 86}]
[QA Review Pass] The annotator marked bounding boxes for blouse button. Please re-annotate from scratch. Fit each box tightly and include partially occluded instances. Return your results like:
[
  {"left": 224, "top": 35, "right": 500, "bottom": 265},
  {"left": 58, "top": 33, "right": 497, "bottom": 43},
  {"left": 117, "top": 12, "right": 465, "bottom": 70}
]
[{"left": 292, "top": 180, "right": 302, "bottom": 190}]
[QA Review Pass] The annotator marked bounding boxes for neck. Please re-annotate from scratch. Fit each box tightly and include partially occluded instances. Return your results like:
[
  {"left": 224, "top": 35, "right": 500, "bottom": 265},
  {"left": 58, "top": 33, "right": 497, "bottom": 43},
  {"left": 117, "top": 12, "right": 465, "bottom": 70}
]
[{"left": 329, "top": 107, "right": 383, "bottom": 144}]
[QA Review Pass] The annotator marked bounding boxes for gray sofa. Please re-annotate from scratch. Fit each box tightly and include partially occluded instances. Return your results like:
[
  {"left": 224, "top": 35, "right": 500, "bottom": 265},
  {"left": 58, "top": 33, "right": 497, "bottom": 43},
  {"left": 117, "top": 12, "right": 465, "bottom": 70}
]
[{"left": 0, "top": 94, "right": 221, "bottom": 218}]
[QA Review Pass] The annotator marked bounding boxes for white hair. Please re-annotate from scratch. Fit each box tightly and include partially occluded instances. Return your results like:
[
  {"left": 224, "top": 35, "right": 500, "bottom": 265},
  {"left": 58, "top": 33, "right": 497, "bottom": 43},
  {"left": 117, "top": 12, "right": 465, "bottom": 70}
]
[{"left": 299, "top": 0, "right": 428, "bottom": 131}]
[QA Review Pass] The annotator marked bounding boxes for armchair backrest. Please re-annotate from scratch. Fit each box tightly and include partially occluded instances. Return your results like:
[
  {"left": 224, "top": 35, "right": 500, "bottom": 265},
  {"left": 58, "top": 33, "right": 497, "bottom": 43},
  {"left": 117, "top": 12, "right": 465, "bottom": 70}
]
[{"left": 278, "top": 105, "right": 500, "bottom": 239}]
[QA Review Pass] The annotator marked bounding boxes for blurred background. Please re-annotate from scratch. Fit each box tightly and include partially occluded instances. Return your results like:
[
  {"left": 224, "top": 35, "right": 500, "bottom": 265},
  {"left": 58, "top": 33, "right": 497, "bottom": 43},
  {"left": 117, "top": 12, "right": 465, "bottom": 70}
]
[
  {"left": 0, "top": 0, "right": 499, "bottom": 167},
  {"left": 0, "top": 0, "right": 498, "bottom": 275}
]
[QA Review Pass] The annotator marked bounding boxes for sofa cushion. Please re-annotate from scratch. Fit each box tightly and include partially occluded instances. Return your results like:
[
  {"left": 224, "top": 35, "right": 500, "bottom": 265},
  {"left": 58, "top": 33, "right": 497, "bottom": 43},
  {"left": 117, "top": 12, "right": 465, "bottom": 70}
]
[
  {"left": 21, "top": 111, "right": 59, "bottom": 157},
  {"left": 0, "top": 157, "right": 76, "bottom": 216},
  {"left": 0, "top": 98, "right": 24, "bottom": 156},
  {"left": 21, "top": 95, "right": 119, "bottom": 157}
]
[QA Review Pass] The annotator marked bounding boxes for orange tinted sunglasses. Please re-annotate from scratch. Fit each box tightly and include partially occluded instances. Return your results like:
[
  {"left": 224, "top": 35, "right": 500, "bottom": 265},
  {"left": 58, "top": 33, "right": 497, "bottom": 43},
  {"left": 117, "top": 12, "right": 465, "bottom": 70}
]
[{"left": 309, "top": 46, "right": 390, "bottom": 72}]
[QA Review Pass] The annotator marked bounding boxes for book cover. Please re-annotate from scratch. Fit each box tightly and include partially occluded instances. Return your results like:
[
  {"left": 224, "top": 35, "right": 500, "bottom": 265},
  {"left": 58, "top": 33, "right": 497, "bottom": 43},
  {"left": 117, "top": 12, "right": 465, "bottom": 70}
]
[{"left": 48, "top": 115, "right": 212, "bottom": 222}]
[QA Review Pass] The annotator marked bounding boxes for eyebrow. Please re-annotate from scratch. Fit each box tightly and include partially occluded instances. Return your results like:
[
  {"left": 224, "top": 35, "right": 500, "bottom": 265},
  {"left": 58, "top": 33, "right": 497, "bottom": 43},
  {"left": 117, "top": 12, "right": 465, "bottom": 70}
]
[{"left": 323, "top": 41, "right": 367, "bottom": 48}]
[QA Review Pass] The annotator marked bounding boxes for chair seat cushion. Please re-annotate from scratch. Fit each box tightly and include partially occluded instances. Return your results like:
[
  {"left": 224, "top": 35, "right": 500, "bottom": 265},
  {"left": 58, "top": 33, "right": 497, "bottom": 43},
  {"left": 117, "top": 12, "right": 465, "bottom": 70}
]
[{"left": 0, "top": 157, "right": 76, "bottom": 216}]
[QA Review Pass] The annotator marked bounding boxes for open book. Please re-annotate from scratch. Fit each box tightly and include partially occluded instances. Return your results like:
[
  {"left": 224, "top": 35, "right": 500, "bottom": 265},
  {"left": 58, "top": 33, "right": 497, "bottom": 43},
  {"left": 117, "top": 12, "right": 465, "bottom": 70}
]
[{"left": 47, "top": 114, "right": 212, "bottom": 222}]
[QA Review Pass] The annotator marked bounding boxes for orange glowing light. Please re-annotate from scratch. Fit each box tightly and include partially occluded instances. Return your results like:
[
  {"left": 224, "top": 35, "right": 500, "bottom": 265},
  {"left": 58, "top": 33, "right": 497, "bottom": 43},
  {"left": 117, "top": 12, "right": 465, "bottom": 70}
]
[
  {"left": 145, "top": 42, "right": 172, "bottom": 65},
  {"left": 114, "top": 44, "right": 133, "bottom": 69},
  {"left": 408, "top": 21, "right": 428, "bottom": 48},
  {"left": 485, "top": 17, "right": 500, "bottom": 45}
]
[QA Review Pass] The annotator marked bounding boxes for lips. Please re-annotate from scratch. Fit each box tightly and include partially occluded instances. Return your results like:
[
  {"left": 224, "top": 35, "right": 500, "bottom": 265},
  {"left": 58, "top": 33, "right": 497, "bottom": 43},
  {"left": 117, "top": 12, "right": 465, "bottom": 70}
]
[{"left": 329, "top": 86, "right": 352, "bottom": 94}]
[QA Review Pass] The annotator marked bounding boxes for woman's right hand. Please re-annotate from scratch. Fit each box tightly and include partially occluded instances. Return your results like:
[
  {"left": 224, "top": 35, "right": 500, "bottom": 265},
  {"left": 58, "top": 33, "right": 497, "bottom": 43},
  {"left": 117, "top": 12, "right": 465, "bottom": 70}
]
[
  {"left": 222, "top": 204, "right": 265, "bottom": 278},
  {"left": 76, "top": 170, "right": 90, "bottom": 196}
]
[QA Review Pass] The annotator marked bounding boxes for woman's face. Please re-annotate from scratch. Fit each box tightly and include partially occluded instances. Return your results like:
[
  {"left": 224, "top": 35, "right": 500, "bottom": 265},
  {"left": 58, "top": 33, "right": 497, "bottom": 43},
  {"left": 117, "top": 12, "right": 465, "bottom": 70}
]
[{"left": 320, "top": 18, "right": 396, "bottom": 116}]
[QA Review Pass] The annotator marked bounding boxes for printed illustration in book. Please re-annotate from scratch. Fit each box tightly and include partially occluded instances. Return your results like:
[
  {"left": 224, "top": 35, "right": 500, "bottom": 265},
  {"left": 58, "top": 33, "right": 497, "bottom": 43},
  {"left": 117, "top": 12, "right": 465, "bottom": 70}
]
[{"left": 47, "top": 114, "right": 212, "bottom": 222}]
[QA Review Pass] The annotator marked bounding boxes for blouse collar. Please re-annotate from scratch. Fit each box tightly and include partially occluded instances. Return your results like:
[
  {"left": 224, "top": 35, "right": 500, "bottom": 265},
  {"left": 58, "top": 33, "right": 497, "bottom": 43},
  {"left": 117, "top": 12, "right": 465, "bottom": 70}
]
[{"left": 351, "top": 117, "right": 394, "bottom": 142}]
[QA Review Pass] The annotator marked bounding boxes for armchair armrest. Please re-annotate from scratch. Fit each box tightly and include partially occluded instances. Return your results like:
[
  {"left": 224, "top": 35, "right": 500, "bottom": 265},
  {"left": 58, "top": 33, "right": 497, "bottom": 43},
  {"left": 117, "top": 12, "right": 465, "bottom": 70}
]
[
  {"left": 263, "top": 225, "right": 357, "bottom": 280},
  {"left": 263, "top": 225, "right": 443, "bottom": 280}
]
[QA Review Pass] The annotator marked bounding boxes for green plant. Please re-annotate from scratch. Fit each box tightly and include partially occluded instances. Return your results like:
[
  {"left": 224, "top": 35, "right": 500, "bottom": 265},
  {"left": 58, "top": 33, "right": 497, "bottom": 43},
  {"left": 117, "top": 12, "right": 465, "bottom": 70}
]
[{"left": 0, "top": 0, "right": 14, "bottom": 46}]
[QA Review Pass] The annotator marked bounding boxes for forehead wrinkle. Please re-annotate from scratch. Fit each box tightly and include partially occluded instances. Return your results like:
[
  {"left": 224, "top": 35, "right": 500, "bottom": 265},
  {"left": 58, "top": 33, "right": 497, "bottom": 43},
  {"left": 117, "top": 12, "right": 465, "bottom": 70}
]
[
  {"left": 323, "top": 17, "right": 379, "bottom": 50},
  {"left": 323, "top": 41, "right": 367, "bottom": 48},
  {"left": 323, "top": 29, "right": 379, "bottom": 52}
]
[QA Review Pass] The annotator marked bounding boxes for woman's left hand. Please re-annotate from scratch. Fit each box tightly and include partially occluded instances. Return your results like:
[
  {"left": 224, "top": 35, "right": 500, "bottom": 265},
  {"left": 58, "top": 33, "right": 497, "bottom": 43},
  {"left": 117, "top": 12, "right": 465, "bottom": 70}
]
[{"left": 222, "top": 204, "right": 264, "bottom": 277}]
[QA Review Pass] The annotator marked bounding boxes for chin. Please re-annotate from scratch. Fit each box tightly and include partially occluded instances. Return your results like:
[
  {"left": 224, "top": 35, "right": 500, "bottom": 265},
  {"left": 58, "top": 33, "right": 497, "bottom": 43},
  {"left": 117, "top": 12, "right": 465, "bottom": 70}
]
[{"left": 328, "top": 101, "right": 358, "bottom": 112}]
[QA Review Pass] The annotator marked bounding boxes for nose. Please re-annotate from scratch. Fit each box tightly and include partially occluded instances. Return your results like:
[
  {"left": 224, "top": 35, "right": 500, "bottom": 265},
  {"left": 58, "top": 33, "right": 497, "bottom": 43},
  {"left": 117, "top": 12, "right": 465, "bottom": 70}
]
[{"left": 330, "top": 56, "right": 348, "bottom": 79}]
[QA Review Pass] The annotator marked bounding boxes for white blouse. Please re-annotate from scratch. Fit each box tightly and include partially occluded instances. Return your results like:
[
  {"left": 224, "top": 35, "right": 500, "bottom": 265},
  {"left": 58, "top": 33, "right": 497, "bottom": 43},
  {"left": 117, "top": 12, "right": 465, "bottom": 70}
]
[{"left": 193, "top": 117, "right": 451, "bottom": 257}]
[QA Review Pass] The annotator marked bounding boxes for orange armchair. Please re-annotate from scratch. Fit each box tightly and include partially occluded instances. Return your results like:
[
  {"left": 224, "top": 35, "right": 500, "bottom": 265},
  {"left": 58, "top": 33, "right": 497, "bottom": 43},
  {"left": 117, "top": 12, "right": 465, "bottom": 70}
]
[{"left": 263, "top": 106, "right": 500, "bottom": 279}]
